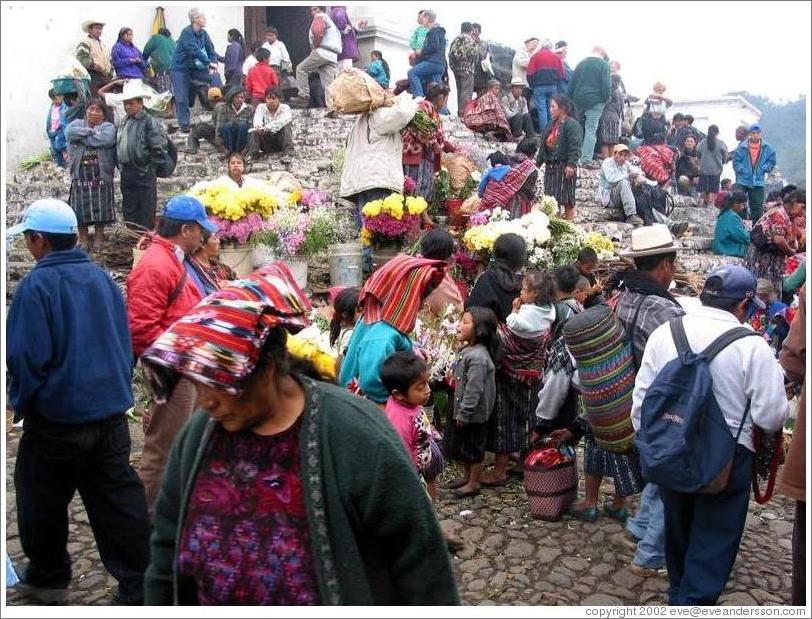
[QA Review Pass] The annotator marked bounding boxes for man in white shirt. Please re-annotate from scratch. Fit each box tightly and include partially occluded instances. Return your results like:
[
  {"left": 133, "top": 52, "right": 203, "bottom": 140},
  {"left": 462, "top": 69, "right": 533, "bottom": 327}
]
[
  {"left": 501, "top": 80, "right": 535, "bottom": 139},
  {"left": 598, "top": 144, "right": 645, "bottom": 225},
  {"left": 631, "top": 264, "right": 789, "bottom": 605},
  {"left": 261, "top": 26, "right": 292, "bottom": 80},
  {"left": 246, "top": 87, "right": 293, "bottom": 157}
]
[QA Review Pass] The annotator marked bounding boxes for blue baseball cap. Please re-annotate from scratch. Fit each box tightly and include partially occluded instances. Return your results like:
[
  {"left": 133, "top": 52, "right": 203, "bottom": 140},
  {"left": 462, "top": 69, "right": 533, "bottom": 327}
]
[
  {"left": 749, "top": 123, "right": 762, "bottom": 132},
  {"left": 702, "top": 265, "right": 765, "bottom": 310},
  {"left": 7, "top": 199, "right": 78, "bottom": 237},
  {"left": 163, "top": 195, "right": 218, "bottom": 234}
]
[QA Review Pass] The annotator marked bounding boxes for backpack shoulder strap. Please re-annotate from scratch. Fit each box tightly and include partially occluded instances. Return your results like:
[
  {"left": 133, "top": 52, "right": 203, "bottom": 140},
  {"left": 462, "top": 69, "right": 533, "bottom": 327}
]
[
  {"left": 668, "top": 317, "right": 692, "bottom": 355},
  {"left": 168, "top": 267, "right": 189, "bottom": 306},
  {"left": 701, "top": 327, "right": 761, "bottom": 362}
]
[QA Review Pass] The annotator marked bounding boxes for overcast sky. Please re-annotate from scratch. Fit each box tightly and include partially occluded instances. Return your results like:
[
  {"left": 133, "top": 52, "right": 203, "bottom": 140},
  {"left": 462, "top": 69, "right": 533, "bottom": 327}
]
[{"left": 371, "top": 0, "right": 810, "bottom": 102}]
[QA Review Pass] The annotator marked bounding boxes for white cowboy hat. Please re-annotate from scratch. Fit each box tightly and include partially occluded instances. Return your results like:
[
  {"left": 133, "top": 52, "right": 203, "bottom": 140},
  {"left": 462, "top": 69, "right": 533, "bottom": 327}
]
[
  {"left": 510, "top": 79, "right": 525, "bottom": 87},
  {"left": 620, "top": 223, "right": 678, "bottom": 258},
  {"left": 81, "top": 19, "right": 105, "bottom": 33},
  {"left": 114, "top": 79, "right": 154, "bottom": 102}
]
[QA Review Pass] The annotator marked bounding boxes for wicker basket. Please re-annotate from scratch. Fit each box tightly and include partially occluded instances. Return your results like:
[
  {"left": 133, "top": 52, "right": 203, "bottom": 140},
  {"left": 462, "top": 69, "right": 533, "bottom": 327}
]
[{"left": 523, "top": 458, "right": 578, "bottom": 521}]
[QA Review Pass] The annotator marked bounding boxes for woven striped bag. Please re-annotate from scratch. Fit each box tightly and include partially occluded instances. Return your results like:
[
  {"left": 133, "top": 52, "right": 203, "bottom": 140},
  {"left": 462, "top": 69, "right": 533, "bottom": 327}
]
[{"left": 563, "top": 304, "right": 636, "bottom": 453}]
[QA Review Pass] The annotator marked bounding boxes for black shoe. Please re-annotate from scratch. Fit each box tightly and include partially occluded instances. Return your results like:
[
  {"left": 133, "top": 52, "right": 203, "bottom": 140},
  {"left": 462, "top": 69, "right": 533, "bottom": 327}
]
[
  {"left": 15, "top": 566, "right": 68, "bottom": 604},
  {"left": 179, "top": 126, "right": 190, "bottom": 134},
  {"left": 669, "top": 221, "right": 690, "bottom": 237}
]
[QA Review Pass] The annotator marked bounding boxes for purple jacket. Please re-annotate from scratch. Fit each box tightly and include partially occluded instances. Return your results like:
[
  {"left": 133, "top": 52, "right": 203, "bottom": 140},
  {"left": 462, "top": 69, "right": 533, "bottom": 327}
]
[
  {"left": 112, "top": 40, "right": 146, "bottom": 79},
  {"left": 331, "top": 6, "right": 359, "bottom": 61}
]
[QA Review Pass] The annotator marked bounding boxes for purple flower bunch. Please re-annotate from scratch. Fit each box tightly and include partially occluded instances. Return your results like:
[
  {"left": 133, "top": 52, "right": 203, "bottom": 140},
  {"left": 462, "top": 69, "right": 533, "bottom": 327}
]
[{"left": 210, "top": 213, "right": 265, "bottom": 244}]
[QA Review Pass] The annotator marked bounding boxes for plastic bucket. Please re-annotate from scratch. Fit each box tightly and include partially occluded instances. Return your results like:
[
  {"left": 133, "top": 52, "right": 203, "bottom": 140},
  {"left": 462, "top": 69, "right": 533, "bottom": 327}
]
[
  {"left": 219, "top": 244, "right": 254, "bottom": 278},
  {"left": 279, "top": 255, "right": 308, "bottom": 290},
  {"left": 328, "top": 243, "right": 363, "bottom": 288},
  {"left": 252, "top": 244, "right": 277, "bottom": 268}
]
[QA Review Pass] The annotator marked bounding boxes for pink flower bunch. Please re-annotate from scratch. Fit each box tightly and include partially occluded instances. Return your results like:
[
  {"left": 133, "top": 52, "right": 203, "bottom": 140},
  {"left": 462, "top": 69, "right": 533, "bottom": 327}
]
[
  {"left": 210, "top": 213, "right": 265, "bottom": 244},
  {"left": 261, "top": 213, "right": 310, "bottom": 257},
  {"left": 468, "top": 210, "right": 491, "bottom": 226},
  {"left": 362, "top": 212, "right": 421, "bottom": 238},
  {"left": 301, "top": 188, "right": 330, "bottom": 208},
  {"left": 403, "top": 176, "right": 417, "bottom": 196}
]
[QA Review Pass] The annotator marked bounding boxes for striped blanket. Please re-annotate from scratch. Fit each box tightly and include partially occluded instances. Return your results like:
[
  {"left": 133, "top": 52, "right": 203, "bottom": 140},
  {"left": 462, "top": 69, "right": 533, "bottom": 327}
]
[{"left": 497, "top": 323, "right": 549, "bottom": 386}]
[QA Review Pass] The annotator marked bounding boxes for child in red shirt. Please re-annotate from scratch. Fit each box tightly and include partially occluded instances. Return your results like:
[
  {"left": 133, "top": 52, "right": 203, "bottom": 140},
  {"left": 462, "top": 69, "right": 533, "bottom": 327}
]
[{"left": 245, "top": 47, "right": 278, "bottom": 103}]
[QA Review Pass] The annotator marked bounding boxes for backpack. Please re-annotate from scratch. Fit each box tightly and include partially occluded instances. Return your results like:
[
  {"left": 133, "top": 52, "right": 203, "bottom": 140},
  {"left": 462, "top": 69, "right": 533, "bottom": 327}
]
[
  {"left": 636, "top": 317, "right": 761, "bottom": 494},
  {"left": 155, "top": 136, "right": 177, "bottom": 178},
  {"left": 632, "top": 183, "right": 674, "bottom": 224}
]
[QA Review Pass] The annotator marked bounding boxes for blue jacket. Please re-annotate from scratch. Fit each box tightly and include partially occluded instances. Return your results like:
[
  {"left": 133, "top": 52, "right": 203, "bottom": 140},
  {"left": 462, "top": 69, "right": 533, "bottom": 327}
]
[
  {"left": 7, "top": 248, "right": 134, "bottom": 424},
  {"left": 420, "top": 25, "right": 447, "bottom": 67},
  {"left": 171, "top": 25, "right": 221, "bottom": 79},
  {"left": 713, "top": 208, "right": 751, "bottom": 257},
  {"left": 477, "top": 165, "right": 510, "bottom": 196},
  {"left": 111, "top": 40, "right": 147, "bottom": 79},
  {"left": 338, "top": 320, "right": 413, "bottom": 404},
  {"left": 45, "top": 102, "right": 68, "bottom": 152},
  {"left": 366, "top": 59, "right": 389, "bottom": 88},
  {"left": 732, "top": 139, "right": 776, "bottom": 188}
]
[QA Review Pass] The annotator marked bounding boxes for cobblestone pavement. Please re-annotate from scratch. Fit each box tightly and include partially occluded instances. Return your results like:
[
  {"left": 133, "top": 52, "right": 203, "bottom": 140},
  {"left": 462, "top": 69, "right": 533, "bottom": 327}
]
[{"left": 5, "top": 421, "right": 795, "bottom": 606}]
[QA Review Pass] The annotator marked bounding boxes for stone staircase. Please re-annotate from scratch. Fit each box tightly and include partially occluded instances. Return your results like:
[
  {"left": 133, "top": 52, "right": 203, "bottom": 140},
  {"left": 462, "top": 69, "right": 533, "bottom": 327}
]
[{"left": 5, "top": 109, "right": 734, "bottom": 298}]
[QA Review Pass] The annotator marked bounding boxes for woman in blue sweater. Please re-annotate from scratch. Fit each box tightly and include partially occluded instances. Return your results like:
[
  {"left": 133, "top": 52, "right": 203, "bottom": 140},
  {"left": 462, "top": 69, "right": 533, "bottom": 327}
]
[
  {"left": 712, "top": 190, "right": 750, "bottom": 257},
  {"left": 339, "top": 255, "right": 449, "bottom": 405}
]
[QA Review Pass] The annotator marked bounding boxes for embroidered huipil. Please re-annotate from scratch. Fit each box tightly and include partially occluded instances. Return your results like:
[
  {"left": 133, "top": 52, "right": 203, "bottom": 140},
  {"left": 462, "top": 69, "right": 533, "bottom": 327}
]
[{"left": 177, "top": 419, "right": 320, "bottom": 605}]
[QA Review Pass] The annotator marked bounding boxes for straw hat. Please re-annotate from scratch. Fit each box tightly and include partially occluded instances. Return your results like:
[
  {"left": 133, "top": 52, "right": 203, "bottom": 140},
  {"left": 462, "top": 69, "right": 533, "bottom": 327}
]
[
  {"left": 620, "top": 224, "right": 678, "bottom": 258},
  {"left": 81, "top": 19, "right": 105, "bottom": 33}
]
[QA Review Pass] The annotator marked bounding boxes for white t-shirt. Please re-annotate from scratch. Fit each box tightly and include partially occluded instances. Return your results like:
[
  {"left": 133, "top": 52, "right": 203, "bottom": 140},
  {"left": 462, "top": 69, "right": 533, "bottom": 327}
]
[
  {"left": 242, "top": 54, "right": 258, "bottom": 76},
  {"left": 261, "top": 40, "right": 291, "bottom": 67}
]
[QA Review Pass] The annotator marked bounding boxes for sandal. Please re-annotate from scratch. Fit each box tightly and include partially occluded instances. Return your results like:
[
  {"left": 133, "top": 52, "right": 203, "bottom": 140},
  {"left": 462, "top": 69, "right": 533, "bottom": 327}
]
[
  {"left": 603, "top": 503, "right": 629, "bottom": 523},
  {"left": 568, "top": 505, "right": 600, "bottom": 522},
  {"left": 451, "top": 487, "right": 481, "bottom": 498}
]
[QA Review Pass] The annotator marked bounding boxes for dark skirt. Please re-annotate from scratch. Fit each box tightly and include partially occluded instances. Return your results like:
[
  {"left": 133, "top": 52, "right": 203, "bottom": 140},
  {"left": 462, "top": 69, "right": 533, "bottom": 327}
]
[
  {"left": 403, "top": 152, "right": 438, "bottom": 204},
  {"left": 443, "top": 415, "right": 487, "bottom": 464},
  {"left": 485, "top": 372, "right": 540, "bottom": 454},
  {"left": 745, "top": 245, "right": 786, "bottom": 299},
  {"left": 697, "top": 174, "right": 721, "bottom": 193},
  {"left": 583, "top": 431, "right": 644, "bottom": 497},
  {"left": 69, "top": 151, "right": 115, "bottom": 225},
  {"left": 543, "top": 161, "right": 576, "bottom": 207},
  {"left": 149, "top": 70, "right": 172, "bottom": 93},
  {"left": 598, "top": 111, "right": 622, "bottom": 145}
]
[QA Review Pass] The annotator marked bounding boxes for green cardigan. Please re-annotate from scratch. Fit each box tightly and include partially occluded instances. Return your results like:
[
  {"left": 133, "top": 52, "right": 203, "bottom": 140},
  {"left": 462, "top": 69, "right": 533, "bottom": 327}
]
[
  {"left": 536, "top": 116, "right": 584, "bottom": 167},
  {"left": 144, "top": 376, "right": 460, "bottom": 606}
]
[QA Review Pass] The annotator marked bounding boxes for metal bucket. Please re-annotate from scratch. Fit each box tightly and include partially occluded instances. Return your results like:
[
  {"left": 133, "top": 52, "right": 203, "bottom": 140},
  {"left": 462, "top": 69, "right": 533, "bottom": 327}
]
[{"left": 328, "top": 243, "right": 363, "bottom": 288}]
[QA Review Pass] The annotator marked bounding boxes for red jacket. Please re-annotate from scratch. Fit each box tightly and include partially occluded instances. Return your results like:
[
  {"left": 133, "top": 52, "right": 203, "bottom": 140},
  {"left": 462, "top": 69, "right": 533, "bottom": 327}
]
[
  {"left": 245, "top": 62, "right": 279, "bottom": 101},
  {"left": 527, "top": 49, "right": 564, "bottom": 87},
  {"left": 126, "top": 237, "right": 202, "bottom": 358}
]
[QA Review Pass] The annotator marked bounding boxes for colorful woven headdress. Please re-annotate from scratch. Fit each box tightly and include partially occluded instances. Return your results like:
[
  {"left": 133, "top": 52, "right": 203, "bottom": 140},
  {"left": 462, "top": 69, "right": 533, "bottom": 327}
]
[
  {"left": 141, "top": 262, "right": 312, "bottom": 400},
  {"left": 360, "top": 254, "right": 449, "bottom": 334}
]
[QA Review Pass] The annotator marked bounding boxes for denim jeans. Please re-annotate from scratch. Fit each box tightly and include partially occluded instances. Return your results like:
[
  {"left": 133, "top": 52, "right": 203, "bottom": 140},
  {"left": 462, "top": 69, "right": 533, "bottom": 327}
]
[
  {"left": 15, "top": 413, "right": 149, "bottom": 601},
  {"left": 220, "top": 120, "right": 249, "bottom": 152},
  {"left": 408, "top": 60, "right": 445, "bottom": 97},
  {"left": 661, "top": 446, "right": 753, "bottom": 605},
  {"left": 532, "top": 85, "right": 558, "bottom": 132},
  {"left": 581, "top": 102, "right": 606, "bottom": 162},
  {"left": 170, "top": 69, "right": 192, "bottom": 129},
  {"left": 626, "top": 483, "right": 666, "bottom": 569}
]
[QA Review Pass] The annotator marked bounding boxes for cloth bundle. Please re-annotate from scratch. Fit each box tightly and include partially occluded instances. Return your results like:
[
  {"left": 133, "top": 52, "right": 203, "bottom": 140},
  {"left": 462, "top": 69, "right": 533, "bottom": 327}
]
[
  {"left": 327, "top": 67, "right": 388, "bottom": 114},
  {"left": 563, "top": 304, "right": 636, "bottom": 453}
]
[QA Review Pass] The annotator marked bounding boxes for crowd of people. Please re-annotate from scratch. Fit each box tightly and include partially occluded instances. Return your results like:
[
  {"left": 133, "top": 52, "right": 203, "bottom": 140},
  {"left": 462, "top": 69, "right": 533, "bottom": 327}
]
[{"left": 12, "top": 3, "right": 808, "bottom": 610}]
